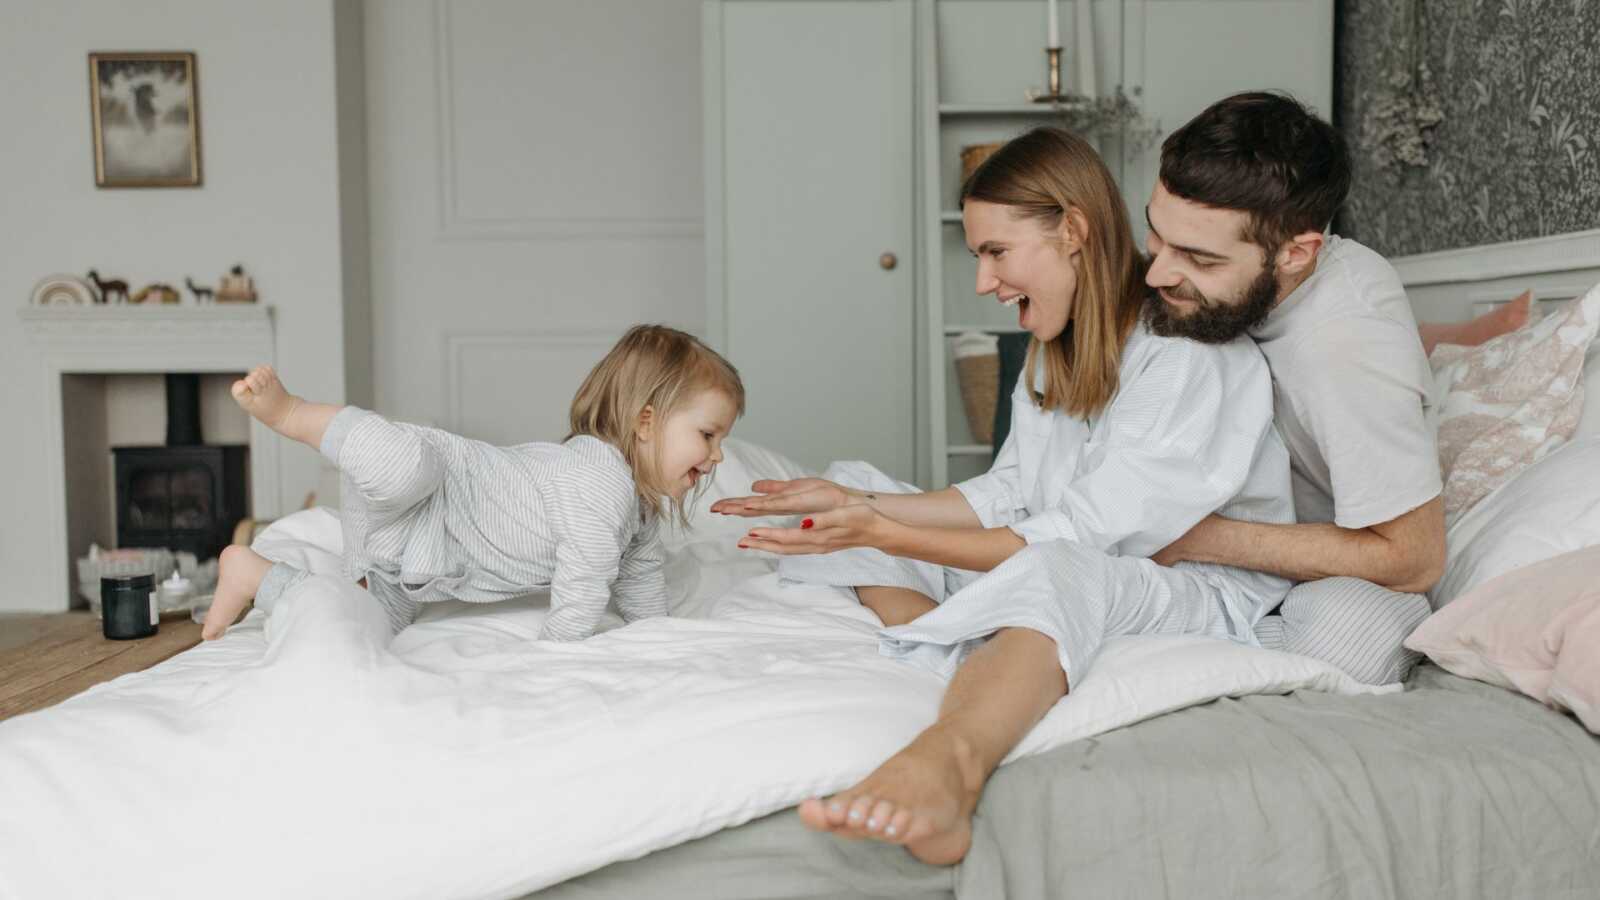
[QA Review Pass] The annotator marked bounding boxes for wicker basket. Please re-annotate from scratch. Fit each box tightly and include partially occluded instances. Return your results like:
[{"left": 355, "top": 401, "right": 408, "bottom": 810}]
[
  {"left": 952, "top": 332, "right": 1000, "bottom": 445},
  {"left": 959, "top": 142, "right": 1004, "bottom": 186}
]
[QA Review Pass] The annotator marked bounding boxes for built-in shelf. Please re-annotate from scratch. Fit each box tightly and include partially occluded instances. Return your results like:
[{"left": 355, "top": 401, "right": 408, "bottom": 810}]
[
  {"left": 938, "top": 103, "right": 1077, "bottom": 117},
  {"left": 948, "top": 443, "right": 994, "bottom": 456},
  {"left": 944, "top": 324, "right": 1026, "bottom": 334}
]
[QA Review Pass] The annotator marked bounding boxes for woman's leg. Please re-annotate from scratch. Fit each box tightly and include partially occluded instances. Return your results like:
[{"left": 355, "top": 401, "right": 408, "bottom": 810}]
[
  {"left": 802, "top": 542, "right": 1237, "bottom": 864},
  {"left": 797, "top": 627, "right": 1065, "bottom": 864},
  {"left": 855, "top": 586, "right": 937, "bottom": 627}
]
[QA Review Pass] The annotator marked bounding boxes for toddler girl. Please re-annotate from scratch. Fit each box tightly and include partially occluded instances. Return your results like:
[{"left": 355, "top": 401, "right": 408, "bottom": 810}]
[{"left": 201, "top": 324, "right": 744, "bottom": 641}]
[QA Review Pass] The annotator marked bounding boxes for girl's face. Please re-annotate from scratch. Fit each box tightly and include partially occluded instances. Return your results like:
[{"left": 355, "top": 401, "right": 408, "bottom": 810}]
[
  {"left": 963, "top": 200, "right": 1081, "bottom": 342},
  {"left": 641, "top": 388, "right": 740, "bottom": 501}
]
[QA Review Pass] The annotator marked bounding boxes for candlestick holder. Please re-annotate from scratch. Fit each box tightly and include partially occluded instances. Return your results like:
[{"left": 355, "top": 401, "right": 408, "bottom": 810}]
[{"left": 1026, "top": 47, "right": 1091, "bottom": 110}]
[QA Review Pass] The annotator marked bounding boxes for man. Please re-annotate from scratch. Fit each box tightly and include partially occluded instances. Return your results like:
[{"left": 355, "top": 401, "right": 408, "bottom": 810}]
[
  {"left": 795, "top": 93, "right": 1443, "bottom": 864},
  {"left": 1145, "top": 92, "right": 1443, "bottom": 680}
]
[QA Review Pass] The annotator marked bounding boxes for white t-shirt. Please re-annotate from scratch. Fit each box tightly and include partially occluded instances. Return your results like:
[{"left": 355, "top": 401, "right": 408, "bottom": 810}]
[{"left": 1248, "top": 235, "right": 1442, "bottom": 529}]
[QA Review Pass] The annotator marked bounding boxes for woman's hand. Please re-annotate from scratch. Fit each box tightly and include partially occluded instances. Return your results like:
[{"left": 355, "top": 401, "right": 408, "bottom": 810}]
[
  {"left": 711, "top": 478, "right": 860, "bottom": 517},
  {"left": 736, "top": 503, "right": 892, "bottom": 555}
]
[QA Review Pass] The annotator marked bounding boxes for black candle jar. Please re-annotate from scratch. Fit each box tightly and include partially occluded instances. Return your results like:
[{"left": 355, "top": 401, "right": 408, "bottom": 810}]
[{"left": 102, "top": 574, "right": 158, "bottom": 640}]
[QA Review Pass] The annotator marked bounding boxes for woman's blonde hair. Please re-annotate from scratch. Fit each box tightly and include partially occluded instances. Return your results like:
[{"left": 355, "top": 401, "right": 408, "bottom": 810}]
[
  {"left": 961, "top": 127, "right": 1148, "bottom": 418},
  {"left": 569, "top": 324, "right": 745, "bottom": 524}
]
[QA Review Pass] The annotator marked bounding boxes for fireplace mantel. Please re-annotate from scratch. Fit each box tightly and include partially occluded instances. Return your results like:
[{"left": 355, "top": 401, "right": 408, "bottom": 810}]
[
  {"left": 19, "top": 305, "right": 275, "bottom": 353},
  {"left": 18, "top": 304, "right": 280, "bottom": 610}
]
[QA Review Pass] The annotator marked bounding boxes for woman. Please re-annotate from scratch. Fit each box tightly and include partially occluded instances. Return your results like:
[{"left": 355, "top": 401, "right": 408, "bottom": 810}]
[{"left": 711, "top": 127, "right": 1296, "bottom": 864}]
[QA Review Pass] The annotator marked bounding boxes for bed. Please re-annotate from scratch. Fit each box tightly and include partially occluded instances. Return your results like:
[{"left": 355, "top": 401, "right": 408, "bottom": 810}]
[
  {"left": 533, "top": 665, "right": 1600, "bottom": 900},
  {"left": 529, "top": 255, "right": 1600, "bottom": 899},
  {"left": 4, "top": 263, "right": 1599, "bottom": 900}
]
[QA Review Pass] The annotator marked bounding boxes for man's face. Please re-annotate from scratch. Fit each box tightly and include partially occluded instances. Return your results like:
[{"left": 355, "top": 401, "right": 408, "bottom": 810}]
[{"left": 1143, "top": 181, "right": 1281, "bottom": 343}]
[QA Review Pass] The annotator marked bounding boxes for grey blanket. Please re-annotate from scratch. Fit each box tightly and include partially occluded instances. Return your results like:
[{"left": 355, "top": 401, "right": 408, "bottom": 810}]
[{"left": 532, "top": 666, "right": 1600, "bottom": 900}]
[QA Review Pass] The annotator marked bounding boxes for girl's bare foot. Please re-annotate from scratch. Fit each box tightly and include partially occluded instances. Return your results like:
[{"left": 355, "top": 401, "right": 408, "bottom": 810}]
[
  {"left": 796, "top": 724, "right": 984, "bottom": 865},
  {"left": 231, "top": 365, "right": 300, "bottom": 435},
  {"left": 202, "top": 544, "right": 274, "bottom": 640}
]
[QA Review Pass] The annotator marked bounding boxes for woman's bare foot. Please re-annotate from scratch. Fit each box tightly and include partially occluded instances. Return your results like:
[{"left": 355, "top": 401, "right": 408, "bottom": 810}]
[
  {"left": 231, "top": 365, "right": 300, "bottom": 435},
  {"left": 1418, "top": 290, "right": 1532, "bottom": 354},
  {"left": 796, "top": 724, "right": 986, "bottom": 865},
  {"left": 202, "top": 544, "right": 274, "bottom": 640}
]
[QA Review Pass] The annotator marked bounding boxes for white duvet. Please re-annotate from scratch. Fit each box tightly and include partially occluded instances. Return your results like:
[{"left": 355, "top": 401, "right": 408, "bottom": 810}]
[{"left": 0, "top": 503, "right": 1393, "bottom": 900}]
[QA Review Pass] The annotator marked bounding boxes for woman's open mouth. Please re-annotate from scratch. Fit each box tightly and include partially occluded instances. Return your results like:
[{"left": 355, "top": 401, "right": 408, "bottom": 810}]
[{"left": 1000, "top": 293, "right": 1030, "bottom": 325}]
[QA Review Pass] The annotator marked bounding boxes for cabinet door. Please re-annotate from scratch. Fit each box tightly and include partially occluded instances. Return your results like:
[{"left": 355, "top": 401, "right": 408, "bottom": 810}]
[{"left": 707, "top": 0, "right": 916, "bottom": 480}]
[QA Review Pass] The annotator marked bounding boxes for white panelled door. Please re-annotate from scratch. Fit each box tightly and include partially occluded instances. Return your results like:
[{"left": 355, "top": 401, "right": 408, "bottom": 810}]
[
  {"left": 365, "top": 0, "right": 706, "bottom": 444},
  {"left": 708, "top": 0, "right": 917, "bottom": 481}
]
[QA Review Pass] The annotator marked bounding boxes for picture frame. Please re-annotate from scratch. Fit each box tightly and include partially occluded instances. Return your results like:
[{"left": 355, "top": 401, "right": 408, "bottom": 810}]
[{"left": 88, "top": 51, "right": 202, "bottom": 188}]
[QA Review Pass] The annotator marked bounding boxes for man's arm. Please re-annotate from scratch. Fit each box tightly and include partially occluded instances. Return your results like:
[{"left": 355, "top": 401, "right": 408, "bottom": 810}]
[{"left": 1154, "top": 496, "right": 1446, "bottom": 594}]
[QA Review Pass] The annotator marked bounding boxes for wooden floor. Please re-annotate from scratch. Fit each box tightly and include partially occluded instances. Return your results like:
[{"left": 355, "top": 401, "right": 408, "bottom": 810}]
[{"left": 0, "top": 611, "right": 202, "bottom": 722}]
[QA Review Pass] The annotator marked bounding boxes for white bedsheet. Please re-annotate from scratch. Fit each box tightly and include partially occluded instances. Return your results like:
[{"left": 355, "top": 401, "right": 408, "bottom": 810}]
[{"left": 0, "top": 509, "right": 1393, "bottom": 899}]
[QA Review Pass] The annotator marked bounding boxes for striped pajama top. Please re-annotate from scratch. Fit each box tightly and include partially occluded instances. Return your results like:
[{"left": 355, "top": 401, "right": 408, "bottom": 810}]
[{"left": 321, "top": 407, "right": 667, "bottom": 640}]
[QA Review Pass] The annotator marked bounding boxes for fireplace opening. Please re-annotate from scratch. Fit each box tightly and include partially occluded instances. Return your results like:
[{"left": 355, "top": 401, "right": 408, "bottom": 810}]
[{"left": 110, "top": 373, "right": 250, "bottom": 561}]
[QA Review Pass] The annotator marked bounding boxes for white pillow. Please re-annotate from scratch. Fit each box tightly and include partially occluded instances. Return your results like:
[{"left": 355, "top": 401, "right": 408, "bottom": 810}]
[
  {"left": 1431, "top": 435, "right": 1600, "bottom": 608},
  {"left": 251, "top": 506, "right": 345, "bottom": 575},
  {"left": 1579, "top": 334, "right": 1600, "bottom": 438}
]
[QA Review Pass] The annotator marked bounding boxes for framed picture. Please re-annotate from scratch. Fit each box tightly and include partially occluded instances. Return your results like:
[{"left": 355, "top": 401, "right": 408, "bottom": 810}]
[{"left": 88, "top": 51, "right": 202, "bottom": 188}]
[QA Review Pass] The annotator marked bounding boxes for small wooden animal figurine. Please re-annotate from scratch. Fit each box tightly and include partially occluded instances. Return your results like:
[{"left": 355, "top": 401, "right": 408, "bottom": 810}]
[
  {"left": 215, "top": 264, "right": 257, "bottom": 303},
  {"left": 185, "top": 277, "right": 215, "bottom": 304},
  {"left": 86, "top": 269, "right": 129, "bottom": 304},
  {"left": 131, "top": 283, "right": 181, "bottom": 305}
]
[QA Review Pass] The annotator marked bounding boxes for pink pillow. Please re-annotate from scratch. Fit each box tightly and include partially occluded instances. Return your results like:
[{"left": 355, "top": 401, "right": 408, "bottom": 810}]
[
  {"left": 1428, "top": 285, "right": 1600, "bottom": 526},
  {"left": 1405, "top": 544, "right": 1600, "bottom": 733}
]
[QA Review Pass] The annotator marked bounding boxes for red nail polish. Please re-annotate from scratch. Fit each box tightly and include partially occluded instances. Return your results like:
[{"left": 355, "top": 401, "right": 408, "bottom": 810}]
[
  {"left": 802, "top": 518, "right": 814, "bottom": 529},
  {"left": 737, "top": 543, "right": 749, "bottom": 549}
]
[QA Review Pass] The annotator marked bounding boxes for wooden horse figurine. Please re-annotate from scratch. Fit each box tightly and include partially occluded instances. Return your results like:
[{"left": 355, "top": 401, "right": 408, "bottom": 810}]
[
  {"left": 185, "top": 277, "right": 215, "bottom": 304},
  {"left": 86, "top": 269, "right": 129, "bottom": 304}
]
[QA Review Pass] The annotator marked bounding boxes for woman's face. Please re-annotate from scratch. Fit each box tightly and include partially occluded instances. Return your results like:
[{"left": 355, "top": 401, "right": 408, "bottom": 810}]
[{"left": 963, "top": 200, "right": 1080, "bottom": 342}]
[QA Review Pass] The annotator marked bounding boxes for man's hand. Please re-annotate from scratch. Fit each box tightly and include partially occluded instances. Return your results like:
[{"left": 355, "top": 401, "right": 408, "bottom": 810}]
[
  {"left": 711, "top": 478, "right": 859, "bottom": 518},
  {"left": 736, "top": 503, "right": 890, "bottom": 555}
]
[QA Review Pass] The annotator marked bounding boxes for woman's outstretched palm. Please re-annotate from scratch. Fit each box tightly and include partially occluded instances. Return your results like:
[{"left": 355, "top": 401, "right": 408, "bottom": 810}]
[{"left": 711, "top": 478, "right": 854, "bottom": 517}]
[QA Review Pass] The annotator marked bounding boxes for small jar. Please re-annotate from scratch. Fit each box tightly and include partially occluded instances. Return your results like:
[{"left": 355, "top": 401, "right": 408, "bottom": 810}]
[{"left": 102, "top": 574, "right": 158, "bottom": 640}]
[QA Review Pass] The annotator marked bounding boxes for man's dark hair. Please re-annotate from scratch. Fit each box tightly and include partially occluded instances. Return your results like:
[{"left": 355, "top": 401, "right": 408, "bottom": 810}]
[{"left": 1159, "top": 91, "right": 1350, "bottom": 257}]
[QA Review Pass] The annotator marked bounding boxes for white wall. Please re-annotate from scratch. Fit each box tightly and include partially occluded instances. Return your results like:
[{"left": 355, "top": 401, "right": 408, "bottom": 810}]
[
  {"left": 364, "top": 0, "right": 706, "bottom": 443},
  {"left": 0, "top": 2, "right": 363, "bottom": 611}
]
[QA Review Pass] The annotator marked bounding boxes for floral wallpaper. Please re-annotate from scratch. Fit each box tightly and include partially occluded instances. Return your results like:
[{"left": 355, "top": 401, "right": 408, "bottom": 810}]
[{"left": 1334, "top": 0, "right": 1600, "bottom": 257}]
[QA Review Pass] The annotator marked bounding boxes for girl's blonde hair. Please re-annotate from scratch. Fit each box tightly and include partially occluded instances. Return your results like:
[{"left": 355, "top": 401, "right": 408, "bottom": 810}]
[
  {"left": 961, "top": 127, "right": 1148, "bottom": 418},
  {"left": 569, "top": 325, "right": 745, "bottom": 523}
]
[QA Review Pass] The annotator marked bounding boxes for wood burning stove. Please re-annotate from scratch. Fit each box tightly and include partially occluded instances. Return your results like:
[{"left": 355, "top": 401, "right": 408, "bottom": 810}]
[{"left": 111, "top": 374, "right": 249, "bottom": 560}]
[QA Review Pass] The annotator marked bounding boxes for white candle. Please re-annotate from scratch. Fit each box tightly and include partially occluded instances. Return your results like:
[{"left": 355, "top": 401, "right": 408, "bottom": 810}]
[
  {"left": 1047, "top": 0, "right": 1060, "bottom": 49},
  {"left": 1075, "top": 0, "right": 1097, "bottom": 97}
]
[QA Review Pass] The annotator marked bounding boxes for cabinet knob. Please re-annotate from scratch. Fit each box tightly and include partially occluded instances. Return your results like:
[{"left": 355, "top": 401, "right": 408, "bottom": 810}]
[{"left": 879, "top": 252, "right": 898, "bottom": 270}]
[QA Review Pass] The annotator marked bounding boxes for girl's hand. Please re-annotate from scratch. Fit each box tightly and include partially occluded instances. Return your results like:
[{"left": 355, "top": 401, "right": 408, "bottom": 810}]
[
  {"left": 710, "top": 478, "right": 859, "bottom": 517},
  {"left": 735, "top": 503, "right": 890, "bottom": 555}
]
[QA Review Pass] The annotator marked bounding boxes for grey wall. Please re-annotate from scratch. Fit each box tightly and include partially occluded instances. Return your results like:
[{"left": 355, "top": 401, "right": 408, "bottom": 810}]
[
  {"left": 0, "top": 2, "right": 361, "bottom": 611},
  {"left": 1335, "top": 0, "right": 1600, "bottom": 256}
]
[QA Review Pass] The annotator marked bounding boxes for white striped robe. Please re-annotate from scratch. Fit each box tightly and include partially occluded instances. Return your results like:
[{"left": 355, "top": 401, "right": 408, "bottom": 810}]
[
  {"left": 263, "top": 407, "right": 667, "bottom": 641},
  {"left": 785, "top": 324, "right": 1298, "bottom": 687}
]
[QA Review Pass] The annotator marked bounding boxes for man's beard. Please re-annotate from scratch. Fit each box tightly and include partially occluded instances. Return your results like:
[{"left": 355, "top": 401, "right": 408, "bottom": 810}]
[{"left": 1144, "top": 263, "right": 1278, "bottom": 344}]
